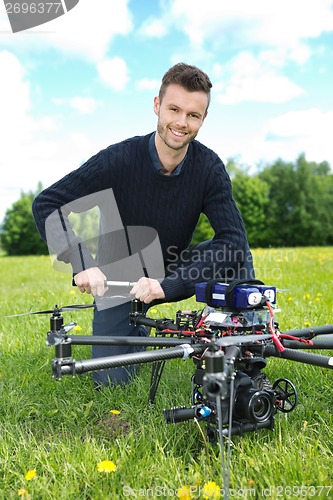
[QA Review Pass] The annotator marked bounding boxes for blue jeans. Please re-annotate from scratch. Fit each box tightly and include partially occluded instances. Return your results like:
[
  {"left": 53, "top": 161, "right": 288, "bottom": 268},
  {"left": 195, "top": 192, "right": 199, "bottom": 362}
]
[{"left": 92, "top": 301, "right": 149, "bottom": 386}]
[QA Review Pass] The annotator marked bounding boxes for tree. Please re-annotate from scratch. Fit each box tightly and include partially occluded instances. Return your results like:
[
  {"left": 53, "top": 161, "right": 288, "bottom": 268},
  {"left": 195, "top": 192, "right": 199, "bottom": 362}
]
[
  {"left": 191, "top": 213, "right": 214, "bottom": 246},
  {"left": 1, "top": 187, "right": 48, "bottom": 255},
  {"left": 191, "top": 159, "right": 256, "bottom": 247},
  {"left": 258, "top": 154, "right": 333, "bottom": 246},
  {"left": 232, "top": 173, "right": 270, "bottom": 247}
]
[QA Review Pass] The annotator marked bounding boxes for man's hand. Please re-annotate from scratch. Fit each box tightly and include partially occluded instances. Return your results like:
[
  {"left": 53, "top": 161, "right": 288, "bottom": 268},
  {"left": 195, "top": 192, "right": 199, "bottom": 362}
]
[
  {"left": 74, "top": 267, "right": 107, "bottom": 296},
  {"left": 130, "top": 277, "right": 165, "bottom": 304}
]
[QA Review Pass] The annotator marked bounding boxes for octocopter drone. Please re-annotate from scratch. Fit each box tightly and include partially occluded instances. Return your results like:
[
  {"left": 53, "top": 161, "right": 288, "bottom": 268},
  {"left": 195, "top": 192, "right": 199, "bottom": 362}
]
[
  {"left": 14, "top": 278, "right": 333, "bottom": 445},
  {"left": 9, "top": 277, "right": 333, "bottom": 499}
]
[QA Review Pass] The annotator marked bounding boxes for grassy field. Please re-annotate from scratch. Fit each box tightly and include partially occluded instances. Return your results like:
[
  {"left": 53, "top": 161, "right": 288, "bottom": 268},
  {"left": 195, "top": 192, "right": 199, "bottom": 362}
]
[{"left": 0, "top": 248, "right": 333, "bottom": 499}]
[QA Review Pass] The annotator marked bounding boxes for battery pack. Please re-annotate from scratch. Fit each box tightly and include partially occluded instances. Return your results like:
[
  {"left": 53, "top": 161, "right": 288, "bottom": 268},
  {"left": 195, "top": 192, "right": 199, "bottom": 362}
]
[{"left": 195, "top": 282, "right": 276, "bottom": 309}]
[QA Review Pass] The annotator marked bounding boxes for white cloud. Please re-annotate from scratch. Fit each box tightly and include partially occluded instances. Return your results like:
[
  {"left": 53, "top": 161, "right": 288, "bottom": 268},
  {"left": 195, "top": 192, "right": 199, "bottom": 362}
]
[
  {"left": 136, "top": 78, "right": 160, "bottom": 91},
  {"left": 221, "top": 108, "right": 333, "bottom": 168},
  {"left": 217, "top": 74, "right": 304, "bottom": 105},
  {"left": 0, "top": 50, "right": 31, "bottom": 128},
  {"left": 0, "top": 0, "right": 133, "bottom": 62},
  {"left": 0, "top": 50, "right": 100, "bottom": 223},
  {"left": 288, "top": 45, "right": 312, "bottom": 65},
  {"left": 97, "top": 57, "right": 129, "bottom": 91},
  {"left": 267, "top": 108, "right": 328, "bottom": 138},
  {"left": 0, "top": 50, "right": 55, "bottom": 163},
  {"left": 198, "top": 103, "right": 333, "bottom": 172},
  {"left": 215, "top": 51, "right": 305, "bottom": 104},
  {"left": 53, "top": 96, "right": 99, "bottom": 114},
  {"left": 138, "top": 1, "right": 332, "bottom": 106},
  {"left": 139, "top": 17, "right": 168, "bottom": 38},
  {"left": 0, "top": 50, "right": 51, "bottom": 219},
  {"left": 69, "top": 97, "right": 98, "bottom": 114},
  {"left": 159, "top": 0, "right": 333, "bottom": 50},
  {"left": 52, "top": 98, "right": 64, "bottom": 106},
  {"left": 263, "top": 108, "right": 333, "bottom": 165}
]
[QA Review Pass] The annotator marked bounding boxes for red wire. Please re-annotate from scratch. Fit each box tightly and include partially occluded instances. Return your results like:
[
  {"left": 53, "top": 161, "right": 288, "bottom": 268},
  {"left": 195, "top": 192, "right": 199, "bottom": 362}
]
[
  {"left": 280, "top": 334, "right": 314, "bottom": 346},
  {"left": 195, "top": 314, "right": 207, "bottom": 329},
  {"left": 266, "top": 301, "right": 285, "bottom": 352},
  {"left": 160, "top": 329, "right": 195, "bottom": 335}
]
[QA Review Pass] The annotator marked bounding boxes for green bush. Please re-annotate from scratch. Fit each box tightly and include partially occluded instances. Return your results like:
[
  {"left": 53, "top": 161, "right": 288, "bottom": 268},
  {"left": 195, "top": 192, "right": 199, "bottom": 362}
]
[{"left": 1, "top": 189, "right": 48, "bottom": 256}]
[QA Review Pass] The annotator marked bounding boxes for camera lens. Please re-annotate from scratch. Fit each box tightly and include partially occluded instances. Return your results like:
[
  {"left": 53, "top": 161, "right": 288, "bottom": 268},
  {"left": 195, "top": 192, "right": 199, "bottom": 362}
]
[
  {"left": 235, "top": 389, "right": 274, "bottom": 423},
  {"left": 251, "top": 394, "right": 272, "bottom": 421}
]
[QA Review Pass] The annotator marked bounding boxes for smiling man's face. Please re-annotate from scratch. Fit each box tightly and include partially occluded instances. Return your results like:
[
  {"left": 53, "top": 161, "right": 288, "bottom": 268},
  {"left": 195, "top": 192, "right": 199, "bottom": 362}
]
[{"left": 154, "top": 83, "right": 208, "bottom": 152}]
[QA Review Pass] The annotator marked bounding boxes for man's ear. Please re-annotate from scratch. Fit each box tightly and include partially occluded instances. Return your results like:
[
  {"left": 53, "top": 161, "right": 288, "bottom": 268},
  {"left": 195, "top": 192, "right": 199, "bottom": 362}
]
[{"left": 153, "top": 96, "right": 160, "bottom": 116}]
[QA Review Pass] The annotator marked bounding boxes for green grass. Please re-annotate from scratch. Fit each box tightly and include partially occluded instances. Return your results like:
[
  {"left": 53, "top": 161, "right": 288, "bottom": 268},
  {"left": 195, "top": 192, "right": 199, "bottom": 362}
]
[{"left": 1, "top": 249, "right": 333, "bottom": 499}]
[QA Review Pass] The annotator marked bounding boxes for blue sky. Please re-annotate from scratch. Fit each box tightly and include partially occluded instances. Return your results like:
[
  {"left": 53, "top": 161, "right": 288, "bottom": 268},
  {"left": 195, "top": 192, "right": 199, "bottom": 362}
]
[{"left": 1, "top": 0, "right": 333, "bottom": 223}]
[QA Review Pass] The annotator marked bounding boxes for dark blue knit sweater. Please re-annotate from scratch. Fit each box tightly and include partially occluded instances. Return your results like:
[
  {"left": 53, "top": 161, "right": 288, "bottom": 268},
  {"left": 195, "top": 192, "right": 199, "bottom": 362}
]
[{"left": 32, "top": 133, "right": 247, "bottom": 301}]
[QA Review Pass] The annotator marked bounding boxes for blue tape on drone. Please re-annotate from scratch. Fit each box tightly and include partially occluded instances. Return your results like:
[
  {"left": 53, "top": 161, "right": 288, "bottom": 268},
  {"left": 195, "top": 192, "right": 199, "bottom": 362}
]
[{"left": 196, "top": 282, "right": 276, "bottom": 309}]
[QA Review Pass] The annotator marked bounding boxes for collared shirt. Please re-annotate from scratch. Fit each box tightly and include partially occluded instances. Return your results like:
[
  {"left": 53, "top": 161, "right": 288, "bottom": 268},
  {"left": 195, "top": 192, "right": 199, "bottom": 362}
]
[{"left": 148, "top": 132, "right": 187, "bottom": 176}]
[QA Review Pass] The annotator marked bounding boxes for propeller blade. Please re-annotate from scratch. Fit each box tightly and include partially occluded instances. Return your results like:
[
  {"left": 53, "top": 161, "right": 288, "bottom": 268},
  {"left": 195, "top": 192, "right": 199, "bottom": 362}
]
[
  {"left": 59, "top": 304, "right": 96, "bottom": 312},
  {"left": 5, "top": 309, "right": 57, "bottom": 317},
  {"left": 5, "top": 303, "right": 95, "bottom": 318}
]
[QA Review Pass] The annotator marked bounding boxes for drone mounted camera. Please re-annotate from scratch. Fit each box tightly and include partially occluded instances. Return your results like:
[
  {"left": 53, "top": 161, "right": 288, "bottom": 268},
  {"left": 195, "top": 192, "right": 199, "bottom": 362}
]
[{"left": 14, "top": 278, "right": 331, "bottom": 447}]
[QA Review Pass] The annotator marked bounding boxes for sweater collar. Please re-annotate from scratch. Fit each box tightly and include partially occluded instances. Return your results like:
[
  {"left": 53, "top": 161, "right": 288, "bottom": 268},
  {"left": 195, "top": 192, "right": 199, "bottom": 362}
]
[{"left": 148, "top": 132, "right": 187, "bottom": 176}]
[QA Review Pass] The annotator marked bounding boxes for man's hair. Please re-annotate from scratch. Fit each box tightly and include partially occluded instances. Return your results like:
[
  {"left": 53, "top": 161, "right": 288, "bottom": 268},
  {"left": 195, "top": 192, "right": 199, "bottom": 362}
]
[{"left": 159, "top": 62, "right": 212, "bottom": 108}]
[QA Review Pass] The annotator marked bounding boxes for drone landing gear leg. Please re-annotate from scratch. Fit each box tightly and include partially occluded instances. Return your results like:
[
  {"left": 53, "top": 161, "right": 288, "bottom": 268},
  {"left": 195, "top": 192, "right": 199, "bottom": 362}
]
[
  {"left": 147, "top": 324, "right": 168, "bottom": 404},
  {"left": 149, "top": 360, "right": 166, "bottom": 404}
]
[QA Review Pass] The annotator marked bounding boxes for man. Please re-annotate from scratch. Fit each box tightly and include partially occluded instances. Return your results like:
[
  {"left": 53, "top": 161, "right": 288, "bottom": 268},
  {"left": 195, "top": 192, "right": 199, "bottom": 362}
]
[{"left": 32, "top": 63, "right": 254, "bottom": 386}]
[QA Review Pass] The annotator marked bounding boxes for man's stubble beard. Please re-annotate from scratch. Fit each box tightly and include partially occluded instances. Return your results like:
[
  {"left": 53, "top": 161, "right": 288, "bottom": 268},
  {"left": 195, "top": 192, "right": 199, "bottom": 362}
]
[{"left": 156, "top": 120, "right": 197, "bottom": 152}]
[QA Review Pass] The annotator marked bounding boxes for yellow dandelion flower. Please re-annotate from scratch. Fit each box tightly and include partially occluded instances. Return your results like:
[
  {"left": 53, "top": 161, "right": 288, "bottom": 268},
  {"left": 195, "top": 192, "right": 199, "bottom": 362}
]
[
  {"left": 97, "top": 460, "right": 117, "bottom": 473},
  {"left": 164, "top": 303, "right": 171, "bottom": 306},
  {"left": 18, "top": 489, "right": 29, "bottom": 497},
  {"left": 25, "top": 470, "right": 36, "bottom": 481},
  {"left": 177, "top": 485, "right": 192, "bottom": 499},
  {"left": 249, "top": 459, "right": 254, "bottom": 466},
  {"left": 317, "top": 293, "right": 322, "bottom": 297},
  {"left": 202, "top": 481, "right": 220, "bottom": 499},
  {"left": 304, "top": 293, "right": 311, "bottom": 299},
  {"left": 248, "top": 478, "right": 255, "bottom": 486},
  {"left": 304, "top": 321, "right": 310, "bottom": 327},
  {"left": 110, "top": 409, "right": 120, "bottom": 415},
  {"left": 69, "top": 290, "right": 76, "bottom": 295},
  {"left": 74, "top": 325, "right": 82, "bottom": 331},
  {"left": 287, "top": 297, "right": 293, "bottom": 301},
  {"left": 315, "top": 297, "right": 320, "bottom": 301}
]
